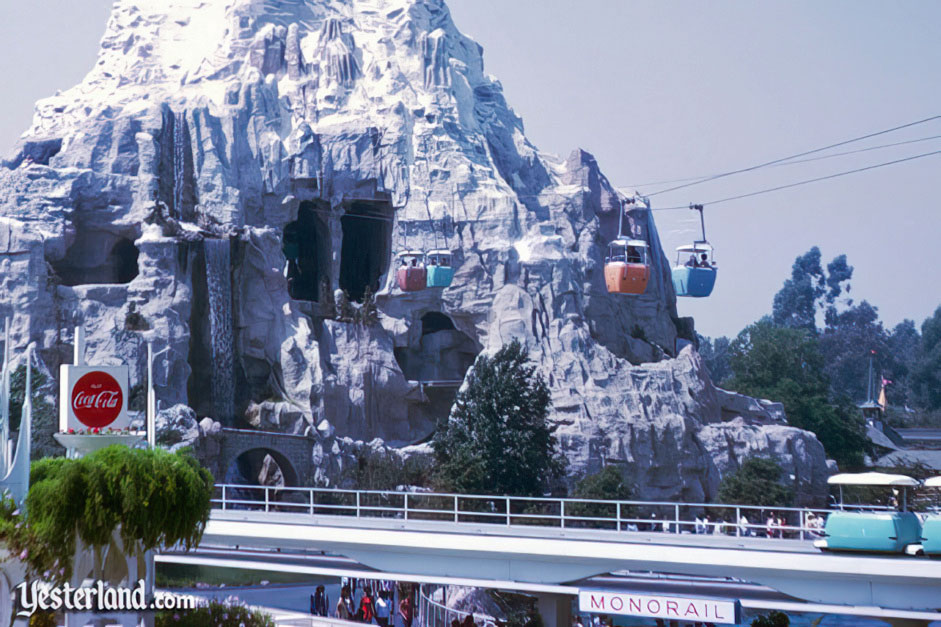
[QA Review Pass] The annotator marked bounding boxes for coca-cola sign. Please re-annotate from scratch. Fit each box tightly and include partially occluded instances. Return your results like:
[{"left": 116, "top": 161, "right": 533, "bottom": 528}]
[
  {"left": 59, "top": 364, "right": 130, "bottom": 432},
  {"left": 71, "top": 371, "right": 124, "bottom": 428}
]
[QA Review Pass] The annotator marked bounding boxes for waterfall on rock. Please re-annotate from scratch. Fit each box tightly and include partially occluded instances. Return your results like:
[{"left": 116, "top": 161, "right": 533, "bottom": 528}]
[
  {"left": 204, "top": 238, "right": 235, "bottom": 423},
  {"left": 173, "top": 110, "right": 186, "bottom": 220}
]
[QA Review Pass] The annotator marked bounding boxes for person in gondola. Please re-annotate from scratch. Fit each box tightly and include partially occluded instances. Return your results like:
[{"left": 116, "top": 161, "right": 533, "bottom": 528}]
[
  {"left": 311, "top": 585, "right": 328, "bottom": 617},
  {"left": 700, "top": 252, "right": 712, "bottom": 269},
  {"left": 686, "top": 254, "right": 697, "bottom": 268},
  {"left": 627, "top": 246, "right": 641, "bottom": 263}
]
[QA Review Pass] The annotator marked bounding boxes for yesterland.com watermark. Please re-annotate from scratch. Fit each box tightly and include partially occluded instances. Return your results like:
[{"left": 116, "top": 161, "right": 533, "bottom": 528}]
[{"left": 15, "top": 580, "right": 196, "bottom": 615}]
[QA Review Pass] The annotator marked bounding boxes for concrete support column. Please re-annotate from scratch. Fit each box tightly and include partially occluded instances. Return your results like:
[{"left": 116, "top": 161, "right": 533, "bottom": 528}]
[{"left": 536, "top": 593, "right": 573, "bottom": 627}]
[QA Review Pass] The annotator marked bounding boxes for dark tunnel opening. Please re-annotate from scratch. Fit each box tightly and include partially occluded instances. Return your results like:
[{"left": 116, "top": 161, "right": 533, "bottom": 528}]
[
  {"left": 284, "top": 201, "right": 331, "bottom": 302},
  {"left": 339, "top": 201, "right": 392, "bottom": 302},
  {"left": 53, "top": 232, "right": 140, "bottom": 286}
]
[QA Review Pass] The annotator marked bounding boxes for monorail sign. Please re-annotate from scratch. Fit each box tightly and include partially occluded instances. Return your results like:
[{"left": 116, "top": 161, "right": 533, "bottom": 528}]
[{"left": 578, "top": 590, "right": 740, "bottom": 625}]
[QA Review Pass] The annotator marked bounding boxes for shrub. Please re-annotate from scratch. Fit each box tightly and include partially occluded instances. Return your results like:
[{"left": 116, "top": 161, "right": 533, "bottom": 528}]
[{"left": 156, "top": 598, "right": 275, "bottom": 627}]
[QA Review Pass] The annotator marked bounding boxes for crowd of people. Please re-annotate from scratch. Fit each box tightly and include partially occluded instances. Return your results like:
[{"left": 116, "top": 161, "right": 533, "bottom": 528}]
[
  {"left": 638, "top": 510, "right": 827, "bottom": 538},
  {"left": 310, "top": 578, "right": 415, "bottom": 627}
]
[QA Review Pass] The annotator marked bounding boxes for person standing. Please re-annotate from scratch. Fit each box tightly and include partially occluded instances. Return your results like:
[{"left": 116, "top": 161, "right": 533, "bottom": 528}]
[
  {"left": 399, "top": 590, "right": 414, "bottom": 627},
  {"left": 337, "top": 585, "right": 354, "bottom": 620},
  {"left": 375, "top": 591, "right": 391, "bottom": 627},
  {"left": 312, "top": 585, "right": 328, "bottom": 617}
]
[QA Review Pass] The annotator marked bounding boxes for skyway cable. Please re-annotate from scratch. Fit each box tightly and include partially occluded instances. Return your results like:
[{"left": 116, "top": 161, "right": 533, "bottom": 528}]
[{"left": 645, "top": 114, "right": 941, "bottom": 197}]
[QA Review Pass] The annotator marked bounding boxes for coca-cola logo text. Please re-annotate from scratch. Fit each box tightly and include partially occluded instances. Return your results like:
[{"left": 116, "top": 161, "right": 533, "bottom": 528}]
[{"left": 71, "top": 371, "right": 124, "bottom": 428}]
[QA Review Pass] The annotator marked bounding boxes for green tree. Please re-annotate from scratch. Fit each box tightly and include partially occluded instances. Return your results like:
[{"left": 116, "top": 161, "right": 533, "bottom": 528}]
[
  {"left": 772, "top": 247, "right": 853, "bottom": 332},
  {"left": 569, "top": 465, "right": 635, "bottom": 526},
  {"left": 8, "top": 364, "right": 61, "bottom": 460},
  {"left": 727, "top": 319, "right": 867, "bottom": 467},
  {"left": 751, "top": 611, "right": 790, "bottom": 627},
  {"left": 432, "top": 340, "right": 563, "bottom": 495},
  {"left": 717, "top": 457, "right": 791, "bottom": 507},
  {"left": 819, "top": 300, "right": 889, "bottom": 402},
  {"left": 697, "top": 334, "right": 732, "bottom": 385},
  {"left": 913, "top": 306, "right": 941, "bottom": 410},
  {"left": 0, "top": 446, "right": 214, "bottom": 582}
]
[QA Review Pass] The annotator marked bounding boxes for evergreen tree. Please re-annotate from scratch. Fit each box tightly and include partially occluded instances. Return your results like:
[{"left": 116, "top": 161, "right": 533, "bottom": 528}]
[
  {"left": 727, "top": 319, "right": 868, "bottom": 467},
  {"left": 718, "top": 457, "right": 791, "bottom": 507},
  {"left": 697, "top": 334, "right": 732, "bottom": 386},
  {"left": 913, "top": 306, "right": 941, "bottom": 410},
  {"left": 432, "top": 340, "right": 563, "bottom": 495}
]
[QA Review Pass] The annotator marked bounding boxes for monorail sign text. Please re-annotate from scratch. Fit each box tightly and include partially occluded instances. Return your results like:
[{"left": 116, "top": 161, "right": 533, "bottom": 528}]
[{"left": 578, "top": 590, "right": 740, "bottom": 625}]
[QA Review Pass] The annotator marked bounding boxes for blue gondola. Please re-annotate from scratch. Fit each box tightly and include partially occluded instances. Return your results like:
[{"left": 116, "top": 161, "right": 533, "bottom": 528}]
[
  {"left": 672, "top": 204, "right": 717, "bottom": 298},
  {"left": 426, "top": 249, "right": 454, "bottom": 288},
  {"left": 672, "top": 243, "right": 717, "bottom": 297},
  {"left": 815, "top": 472, "right": 922, "bottom": 554},
  {"left": 921, "top": 476, "right": 941, "bottom": 557}
]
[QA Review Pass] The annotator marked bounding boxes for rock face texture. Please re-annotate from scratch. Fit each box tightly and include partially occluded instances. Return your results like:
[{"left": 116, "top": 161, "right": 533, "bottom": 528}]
[{"left": 0, "top": 0, "right": 829, "bottom": 500}]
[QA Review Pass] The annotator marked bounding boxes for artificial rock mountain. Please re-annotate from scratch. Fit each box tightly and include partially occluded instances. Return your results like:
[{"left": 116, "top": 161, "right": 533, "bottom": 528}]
[{"left": 0, "top": 0, "right": 829, "bottom": 500}]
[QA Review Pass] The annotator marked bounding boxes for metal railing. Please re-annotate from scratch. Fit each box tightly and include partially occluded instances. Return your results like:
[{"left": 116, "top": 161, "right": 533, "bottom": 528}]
[
  {"left": 418, "top": 584, "right": 498, "bottom": 627},
  {"left": 212, "top": 483, "right": 834, "bottom": 541}
]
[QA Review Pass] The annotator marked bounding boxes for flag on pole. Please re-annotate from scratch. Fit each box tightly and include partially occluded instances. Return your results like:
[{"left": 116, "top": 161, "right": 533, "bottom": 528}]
[{"left": 878, "top": 377, "right": 891, "bottom": 412}]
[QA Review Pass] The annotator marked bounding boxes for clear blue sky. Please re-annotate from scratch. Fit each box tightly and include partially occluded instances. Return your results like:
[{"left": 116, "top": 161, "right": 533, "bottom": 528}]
[{"left": 2, "top": 1, "right": 939, "bottom": 337}]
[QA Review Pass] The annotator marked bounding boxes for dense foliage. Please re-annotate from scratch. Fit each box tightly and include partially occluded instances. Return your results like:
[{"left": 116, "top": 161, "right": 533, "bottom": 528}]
[
  {"left": 432, "top": 340, "right": 564, "bottom": 495},
  {"left": 717, "top": 457, "right": 791, "bottom": 507},
  {"left": 156, "top": 598, "right": 275, "bottom": 627},
  {"left": 699, "top": 245, "right": 941, "bottom": 461},
  {"left": 8, "top": 364, "right": 61, "bottom": 460},
  {"left": 568, "top": 465, "right": 635, "bottom": 525},
  {"left": 727, "top": 320, "right": 867, "bottom": 467},
  {"left": 751, "top": 611, "right": 790, "bottom": 627},
  {"left": 0, "top": 446, "right": 213, "bottom": 582}
]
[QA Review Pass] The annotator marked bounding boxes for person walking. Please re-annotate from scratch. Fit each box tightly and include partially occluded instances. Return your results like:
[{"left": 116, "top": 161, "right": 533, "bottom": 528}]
[{"left": 359, "top": 586, "right": 376, "bottom": 624}]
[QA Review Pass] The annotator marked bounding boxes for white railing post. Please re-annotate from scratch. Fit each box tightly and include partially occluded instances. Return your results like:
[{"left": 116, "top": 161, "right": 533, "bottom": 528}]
[
  {"left": 221, "top": 485, "right": 227, "bottom": 510},
  {"left": 560, "top": 500, "right": 565, "bottom": 528},
  {"left": 454, "top": 495, "right": 458, "bottom": 523},
  {"left": 309, "top": 489, "right": 314, "bottom": 516},
  {"left": 404, "top": 493, "right": 409, "bottom": 521},
  {"left": 506, "top": 497, "right": 511, "bottom": 526},
  {"left": 265, "top": 486, "right": 270, "bottom": 513},
  {"left": 617, "top": 502, "right": 622, "bottom": 531},
  {"left": 356, "top": 491, "right": 361, "bottom": 518},
  {"left": 674, "top": 504, "right": 680, "bottom": 534},
  {"left": 736, "top": 507, "right": 741, "bottom": 537},
  {"left": 800, "top": 510, "right": 805, "bottom": 541}
]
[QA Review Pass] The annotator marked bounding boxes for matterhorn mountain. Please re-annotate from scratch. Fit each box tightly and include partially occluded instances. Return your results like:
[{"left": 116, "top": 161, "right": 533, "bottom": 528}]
[{"left": 0, "top": 0, "right": 828, "bottom": 499}]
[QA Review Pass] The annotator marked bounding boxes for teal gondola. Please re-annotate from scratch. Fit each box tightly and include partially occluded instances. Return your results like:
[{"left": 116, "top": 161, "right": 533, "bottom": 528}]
[
  {"left": 816, "top": 472, "right": 922, "bottom": 554},
  {"left": 426, "top": 249, "right": 454, "bottom": 288},
  {"left": 672, "top": 243, "right": 717, "bottom": 298},
  {"left": 672, "top": 204, "right": 717, "bottom": 298}
]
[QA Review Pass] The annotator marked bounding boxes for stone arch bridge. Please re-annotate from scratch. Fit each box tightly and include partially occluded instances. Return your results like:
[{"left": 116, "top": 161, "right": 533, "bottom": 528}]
[{"left": 207, "top": 428, "right": 315, "bottom": 487}]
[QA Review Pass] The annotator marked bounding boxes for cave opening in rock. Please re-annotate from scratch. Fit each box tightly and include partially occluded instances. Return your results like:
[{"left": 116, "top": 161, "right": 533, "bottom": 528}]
[
  {"left": 395, "top": 312, "right": 479, "bottom": 383},
  {"left": 284, "top": 201, "right": 331, "bottom": 302},
  {"left": 225, "top": 448, "right": 298, "bottom": 488},
  {"left": 339, "top": 200, "right": 392, "bottom": 302},
  {"left": 53, "top": 231, "right": 140, "bottom": 286}
]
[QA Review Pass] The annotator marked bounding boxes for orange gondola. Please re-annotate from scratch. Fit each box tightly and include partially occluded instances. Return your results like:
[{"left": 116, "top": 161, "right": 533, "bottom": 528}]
[{"left": 604, "top": 238, "right": 650, "bottom": 295}]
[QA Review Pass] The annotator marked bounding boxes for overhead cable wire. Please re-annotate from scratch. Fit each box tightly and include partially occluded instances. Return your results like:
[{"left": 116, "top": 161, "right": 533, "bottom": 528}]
[
  {"left": 644, "top": 114, "right": 941, "bottom": 197},
  {"left": 620, "top": 134, "right": 941, "bottom": 188},
  {"left": 651, "top": 149, "right": 941, "bottom": 211}
]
